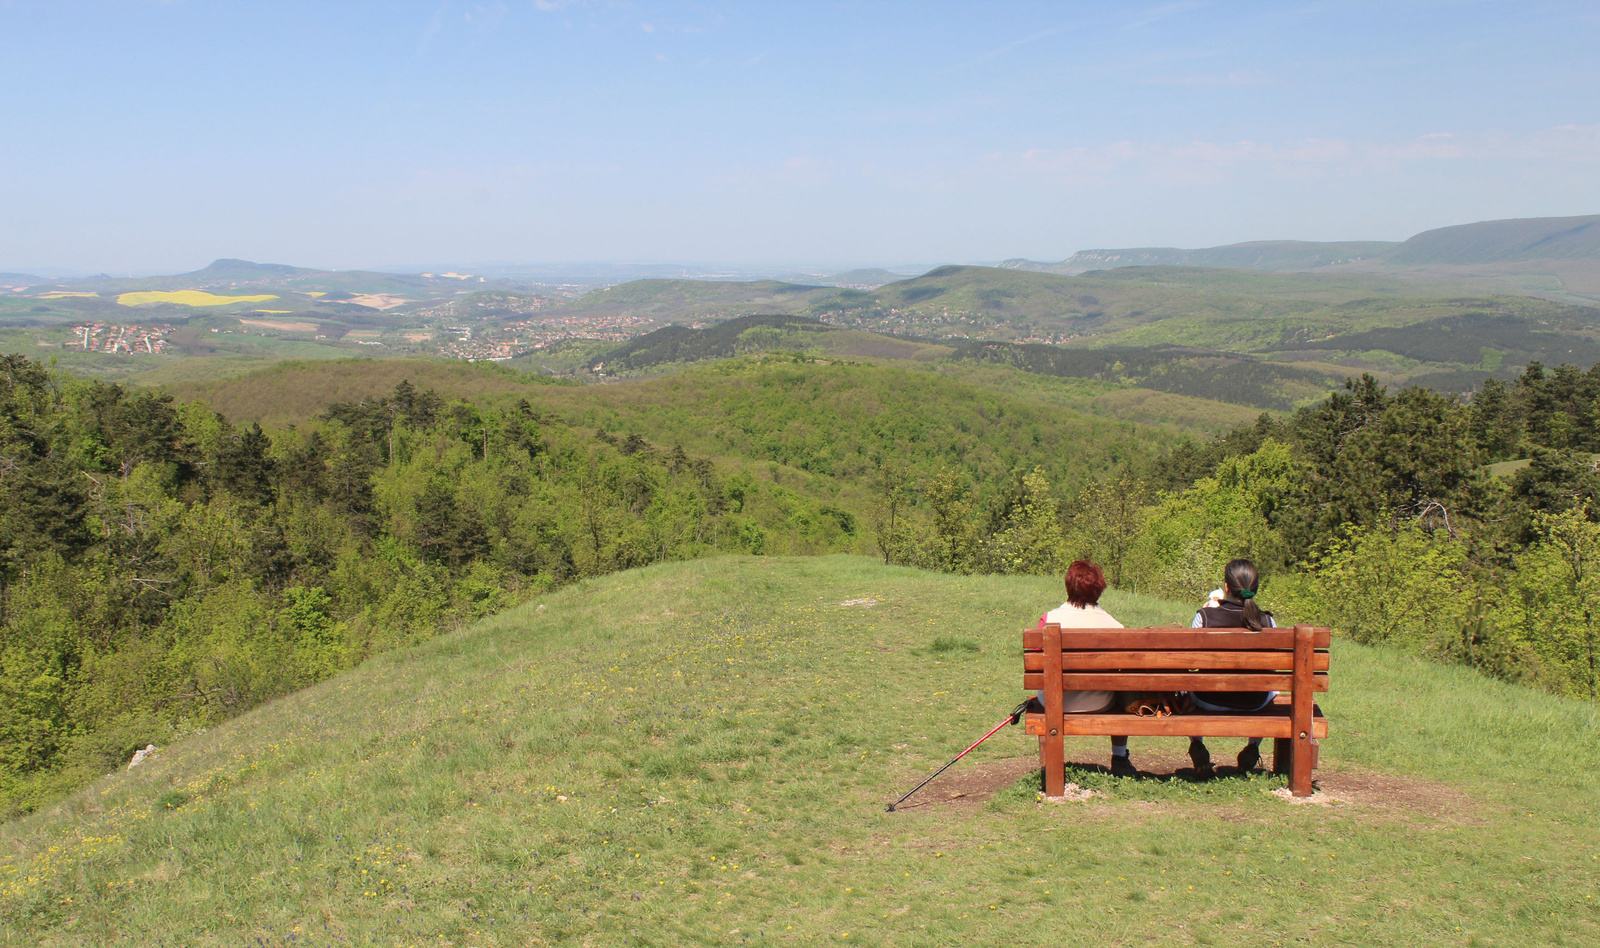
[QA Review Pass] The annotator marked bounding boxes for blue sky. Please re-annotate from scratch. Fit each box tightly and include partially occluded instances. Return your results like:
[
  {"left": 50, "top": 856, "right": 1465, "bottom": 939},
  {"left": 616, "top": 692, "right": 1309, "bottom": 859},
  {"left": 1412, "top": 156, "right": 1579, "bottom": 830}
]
[{"left": 2, "top": 0, "right": 1598, "bottom": 273}]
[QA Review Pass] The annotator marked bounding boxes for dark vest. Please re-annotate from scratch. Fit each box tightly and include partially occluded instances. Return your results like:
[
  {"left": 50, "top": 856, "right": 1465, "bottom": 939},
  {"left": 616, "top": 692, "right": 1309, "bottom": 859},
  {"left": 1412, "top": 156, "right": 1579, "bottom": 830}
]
[
  {"left": 1196, "top": 599, "right": 1273, "bottom": 631},
  {"left": 1194, "top": 599, "right": 1275, "bottom": 710}
]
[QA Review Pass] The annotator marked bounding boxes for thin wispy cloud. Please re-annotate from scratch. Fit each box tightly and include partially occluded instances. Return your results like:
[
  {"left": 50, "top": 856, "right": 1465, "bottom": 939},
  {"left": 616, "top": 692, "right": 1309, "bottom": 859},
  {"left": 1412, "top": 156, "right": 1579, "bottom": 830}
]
[
  {"left": 409, "top": 1, "right": 453, "bottom": 69},
  {"left": 1122, "top": 0, "right": 1208, "bottom": 31},
  {"left": 943, "top": 23, "right": 1074, "bottom": 73},
  {"left": 1144, "top": 68, "right": 1277, "bottom": 87}
]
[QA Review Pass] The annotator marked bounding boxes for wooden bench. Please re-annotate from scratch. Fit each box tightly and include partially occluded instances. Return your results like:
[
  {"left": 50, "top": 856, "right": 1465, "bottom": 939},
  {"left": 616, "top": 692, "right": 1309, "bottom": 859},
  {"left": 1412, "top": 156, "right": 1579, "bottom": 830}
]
[{"left": 1023, "top": 624, "right": 1331, "bottom": 797}]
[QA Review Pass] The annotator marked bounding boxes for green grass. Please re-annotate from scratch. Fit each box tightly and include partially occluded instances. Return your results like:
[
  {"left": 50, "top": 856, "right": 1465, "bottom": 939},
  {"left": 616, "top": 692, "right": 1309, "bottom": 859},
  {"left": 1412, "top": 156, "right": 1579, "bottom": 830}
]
[
  {"left": 1487, "top": 458, "right": 1535, "bottom": 478},
  {"left": 2, "top": 556, "right": 1597, "bottom": 946}
]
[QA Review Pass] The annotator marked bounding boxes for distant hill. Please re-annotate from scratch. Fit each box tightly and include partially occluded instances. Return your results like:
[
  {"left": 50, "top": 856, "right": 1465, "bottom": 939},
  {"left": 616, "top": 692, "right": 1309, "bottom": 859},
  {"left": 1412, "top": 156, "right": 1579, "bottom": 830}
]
[
  {"left": 0, "top": 272, "right": 43, "bottom": 286},
  {"left": 1001, "top": 214, "right": 1600, "bottom": 303},
  {"left": 1385, "top": 214, "right": 1600, "bottom": 265},
  {"left": 826, "top": 268, "right": 906, "bottom": 286},
  {"left": 949, "top": 340, "right": 1333, "bottom": 411},
  {"left": 544, "top": 263, "right": 1599, "bottom": 359},
  {"left": 1288, "top": 311, "right": 1600, "bottom": 367},
  {"left": 774, "top": 268, "right": 909, "bottom": 288},
  {"left": 595, "top": 313, "right": 833, "bottom": 371},
  {"left": 530, "top": 278, "right": 834, "bottom": 325},
  {"left": 185, "top": 258, "right": 313, "bottom": 281},
  {"left": 1007, "top": 240, "right": 1397, "bottom": 274},
  {"left": 587, "top": 313, "right": 951, "bottom": 373},
  {"left": 540, "top": 264, "right": 1600, "bottom": 398},
  {"left": 807, "top": 263, "right": 1448, "bottom": 335}
]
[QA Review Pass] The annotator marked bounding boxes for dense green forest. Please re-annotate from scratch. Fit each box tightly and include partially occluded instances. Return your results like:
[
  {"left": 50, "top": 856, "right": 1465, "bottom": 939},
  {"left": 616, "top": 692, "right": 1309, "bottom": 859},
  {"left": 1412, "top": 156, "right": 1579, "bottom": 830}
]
[
  {"left": 873, "top": 359, "right": 1600, "bottom": 706},
  {"left": 949, "top": 341, "right": 1330, "bottom": 410},
  {"left": 0, "top": 355, "right": 891, "bottom": 814},
  {"left": 3, "top": 349, "right": 1599, "bottom": 816}
]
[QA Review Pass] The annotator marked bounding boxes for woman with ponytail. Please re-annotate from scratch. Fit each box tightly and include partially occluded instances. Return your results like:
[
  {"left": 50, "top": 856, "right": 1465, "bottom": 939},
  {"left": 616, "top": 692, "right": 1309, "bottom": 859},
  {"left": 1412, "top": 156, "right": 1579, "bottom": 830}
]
[{"left": 1186, "top": 559, "right": 1276, "bottom": 776}]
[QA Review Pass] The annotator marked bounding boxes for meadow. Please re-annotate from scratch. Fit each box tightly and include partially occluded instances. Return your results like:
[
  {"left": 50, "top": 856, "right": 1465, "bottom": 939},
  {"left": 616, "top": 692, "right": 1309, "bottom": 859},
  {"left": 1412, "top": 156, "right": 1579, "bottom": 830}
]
[{"left": 2, "top": 555, "right": 1595, "bottom": 946}]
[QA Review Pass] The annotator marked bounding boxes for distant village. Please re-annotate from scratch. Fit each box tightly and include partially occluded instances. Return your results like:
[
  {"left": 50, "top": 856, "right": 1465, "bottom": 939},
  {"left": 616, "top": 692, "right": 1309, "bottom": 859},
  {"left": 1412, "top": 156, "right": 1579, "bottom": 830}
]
[
  {"left": 69, "top": 322, "right": 172, "bottom": 354},
  {"left": 431, "top": 312, "right": 657, "bottom": 360}
]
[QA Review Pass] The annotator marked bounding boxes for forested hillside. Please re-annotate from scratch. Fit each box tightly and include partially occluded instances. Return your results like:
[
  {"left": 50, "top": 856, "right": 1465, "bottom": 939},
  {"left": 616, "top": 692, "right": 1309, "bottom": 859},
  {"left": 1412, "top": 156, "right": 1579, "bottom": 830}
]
[
  {"left": 532, "top": 266, "right": 1600, "bottom": 397},
  {"left": 869, "top": 360, "right": 1600, "bottom": 705},
  {"left": 948, "top": 341, "right": 1332, "bottom": 411},
  {"left": 0, "top": 355, "right": 865, "bottom": 813},
  {"left": 0, "top": 352, "right": 1164, "bottom": 814},
  {"left": 5, "top": 344, "right": 1600, "bottom": 817}
]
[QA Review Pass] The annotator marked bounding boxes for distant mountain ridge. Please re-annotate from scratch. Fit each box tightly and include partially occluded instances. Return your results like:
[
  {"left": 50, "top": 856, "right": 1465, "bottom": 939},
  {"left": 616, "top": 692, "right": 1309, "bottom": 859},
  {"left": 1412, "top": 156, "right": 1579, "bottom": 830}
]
[
  {"left": 1386, "top": 215, "right": 1600, "bottom": 265},
  {"left": 185, "top": 258, "right": 313, "bottom": 281},
  {"left": 1005, "top": 240, "right": 1397, "bottom": 274},
  {"left": 1002, "top": 214, "right": 1600, "bottom": 278}
]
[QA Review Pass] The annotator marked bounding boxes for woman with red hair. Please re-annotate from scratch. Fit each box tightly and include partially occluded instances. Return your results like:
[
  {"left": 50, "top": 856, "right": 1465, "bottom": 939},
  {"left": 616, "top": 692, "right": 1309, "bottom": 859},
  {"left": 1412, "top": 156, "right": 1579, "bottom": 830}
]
[{"left": 1037, "top": 560, "right": 1137, "bottom": 777}]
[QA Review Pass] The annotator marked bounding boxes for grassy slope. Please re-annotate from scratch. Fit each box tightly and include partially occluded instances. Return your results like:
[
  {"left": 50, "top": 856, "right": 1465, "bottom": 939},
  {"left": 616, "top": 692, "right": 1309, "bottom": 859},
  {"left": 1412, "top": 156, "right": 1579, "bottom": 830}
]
[{"left": 3, "top": 556, "right": 1594, "bottom": 947}]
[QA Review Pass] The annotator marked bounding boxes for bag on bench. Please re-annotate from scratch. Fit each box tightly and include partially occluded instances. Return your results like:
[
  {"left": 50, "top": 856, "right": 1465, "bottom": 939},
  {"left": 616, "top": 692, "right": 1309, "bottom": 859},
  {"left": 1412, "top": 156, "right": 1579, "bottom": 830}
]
[{"left": 1121, "top": 691, "right": 1195, "bottom": 717}]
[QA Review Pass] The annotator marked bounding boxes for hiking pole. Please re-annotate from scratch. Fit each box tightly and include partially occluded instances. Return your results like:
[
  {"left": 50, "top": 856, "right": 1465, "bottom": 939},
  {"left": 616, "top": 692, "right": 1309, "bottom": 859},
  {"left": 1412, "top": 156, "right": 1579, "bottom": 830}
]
[{"left": 886, "top": 700, "right": 1029, "bottom": 812}]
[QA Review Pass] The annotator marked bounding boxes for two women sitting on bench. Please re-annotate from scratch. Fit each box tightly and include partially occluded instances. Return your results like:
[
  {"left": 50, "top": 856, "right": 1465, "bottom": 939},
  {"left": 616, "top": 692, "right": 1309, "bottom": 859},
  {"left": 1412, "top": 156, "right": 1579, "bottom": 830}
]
[{"left": 1039, "top": 557, "right": 1277, "bottom": 778}]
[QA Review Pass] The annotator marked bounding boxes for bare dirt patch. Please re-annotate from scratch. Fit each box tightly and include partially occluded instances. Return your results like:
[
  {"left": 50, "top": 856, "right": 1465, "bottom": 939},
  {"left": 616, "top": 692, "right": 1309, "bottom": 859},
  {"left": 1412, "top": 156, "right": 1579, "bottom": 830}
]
[
  {"left": 884, "top": 748, "right": 1480, "bottom": 824},
  {"left": 345, "top": 294, "right": 411, "bottom": 310},
  {"left": 1309, "top": 764, "right": 1482, "bottom": 821},
  {"left": 239, "top": 318, "right": 319, "bottom": 333},
  {"left": 884, "top": 756, "right": 1039, "bottom": 813}
]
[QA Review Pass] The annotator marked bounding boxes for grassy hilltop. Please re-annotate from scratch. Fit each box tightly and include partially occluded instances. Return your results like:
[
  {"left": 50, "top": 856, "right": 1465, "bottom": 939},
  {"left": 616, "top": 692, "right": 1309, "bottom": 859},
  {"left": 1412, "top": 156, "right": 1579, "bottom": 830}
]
[{"left": 3, "top": 556, "right": 1595, "bottom": 946}]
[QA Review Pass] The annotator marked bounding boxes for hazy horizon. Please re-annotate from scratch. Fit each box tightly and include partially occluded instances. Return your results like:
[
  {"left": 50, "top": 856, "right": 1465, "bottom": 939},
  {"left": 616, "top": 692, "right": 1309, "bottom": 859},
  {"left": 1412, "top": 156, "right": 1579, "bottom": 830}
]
[{"left": 4, "top": 1, "right": 1598, "bottom": 274}]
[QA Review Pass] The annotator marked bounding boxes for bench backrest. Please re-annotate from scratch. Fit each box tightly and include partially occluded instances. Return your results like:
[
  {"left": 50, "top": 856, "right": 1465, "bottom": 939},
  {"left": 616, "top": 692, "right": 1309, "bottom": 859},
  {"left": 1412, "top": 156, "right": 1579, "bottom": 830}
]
[{"left": 1023, "top": 625, "right": 1332, "bottom": 695}]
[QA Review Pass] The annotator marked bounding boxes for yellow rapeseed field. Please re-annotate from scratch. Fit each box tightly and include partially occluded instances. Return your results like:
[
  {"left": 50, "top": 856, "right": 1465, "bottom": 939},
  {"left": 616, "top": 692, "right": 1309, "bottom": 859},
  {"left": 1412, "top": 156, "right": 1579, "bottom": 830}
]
[{"left": 116, "top": 290, "right": 279, "bottom": 307}]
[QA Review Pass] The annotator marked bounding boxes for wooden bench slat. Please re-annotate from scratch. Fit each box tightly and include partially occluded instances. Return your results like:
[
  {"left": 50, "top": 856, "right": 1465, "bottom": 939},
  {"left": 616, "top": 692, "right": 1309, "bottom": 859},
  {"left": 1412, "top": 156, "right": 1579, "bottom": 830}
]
[
  {"left": 1024, "top": 671, "right": 1330, "bottom": 691},
  {"left": 1023, "top": 650, "right": 1332, "bottom": 672},
  {"left": 1024, "top": 710, "right": 1329, "bottom": 739},
  {"left": 1021, "top": 628, "right": 1331, "bottom": 650}
]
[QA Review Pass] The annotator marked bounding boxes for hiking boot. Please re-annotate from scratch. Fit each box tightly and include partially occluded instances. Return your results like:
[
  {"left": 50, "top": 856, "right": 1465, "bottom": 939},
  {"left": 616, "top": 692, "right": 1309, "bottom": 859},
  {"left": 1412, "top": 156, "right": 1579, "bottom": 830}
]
[
  {"left": 1188, "top": 742, "right": 1214, "bottom": 778},
  {"left": 1237, "top": 743, "right": 1262, "bottom": 772},
  {"left": 1110, "top": 755, "right": 1137, "bottom": 778}
]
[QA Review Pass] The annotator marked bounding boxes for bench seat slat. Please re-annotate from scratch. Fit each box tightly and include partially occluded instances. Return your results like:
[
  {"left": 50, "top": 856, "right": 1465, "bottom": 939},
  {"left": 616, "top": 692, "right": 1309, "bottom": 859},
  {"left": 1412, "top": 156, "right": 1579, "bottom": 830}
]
[
  {"left": 1022, "top": 628, "right": 1331, "bottom": 650},
  {"left": 1023, "top": 650, "right": 1332, "bottom": 672},
  {"left": 1024, "top": 671, "right": 1330, "bottom": 691},
  {"left": 1024, "top": 709, "right": 1329, "bottom": 739}
]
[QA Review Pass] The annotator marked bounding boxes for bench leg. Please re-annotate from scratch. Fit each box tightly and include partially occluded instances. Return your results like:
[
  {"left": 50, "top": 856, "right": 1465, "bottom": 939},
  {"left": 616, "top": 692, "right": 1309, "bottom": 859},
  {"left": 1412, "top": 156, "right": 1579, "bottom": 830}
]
[
  {"left": 1291, "top": 735, "right": 1314, "bottom": 797},
  {"left": 1272, "top": 738, "right": 1291, "bottom": 775},
  {"left": 1041, "top": 734, "right": 1065, "bottom": 797},
  {"left": 1289, "top": 626, "right": 1316, "bottom": 797}
]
